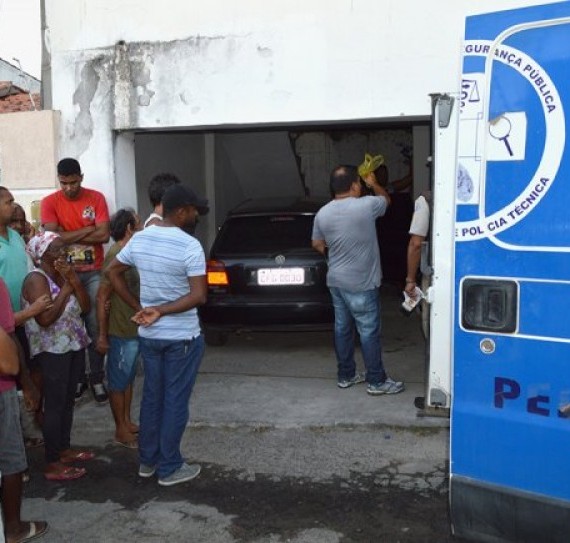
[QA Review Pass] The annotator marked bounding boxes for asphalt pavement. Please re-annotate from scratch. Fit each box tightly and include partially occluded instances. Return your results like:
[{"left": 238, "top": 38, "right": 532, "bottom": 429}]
[{"left": 20, "top": 285, "right": 454, "bottom": 542}]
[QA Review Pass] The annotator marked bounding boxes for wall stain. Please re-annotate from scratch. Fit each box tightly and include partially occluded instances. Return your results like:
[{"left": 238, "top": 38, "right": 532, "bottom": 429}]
[
  {"left": 68, "top": 33, "right": 255, "bottom": 136},
  {"left": 129, "top": 57, "right": 154, "bottom": 108},
  {"left": 257, "top": 46, "right": 273, "bottom": 58},
  {"left": 69, "top": 55, "right": 109, "bottom": 157}
]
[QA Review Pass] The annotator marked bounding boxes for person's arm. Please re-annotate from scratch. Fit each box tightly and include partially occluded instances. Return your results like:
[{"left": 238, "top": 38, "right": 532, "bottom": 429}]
[
  {"left": 80, "top": 194, "right": 111, "bottom": 244},
  {"left": 405, "top": 196, "right": 430, "bottom": 295},
  {"left": 107, "top": 258, "right": 142, "bottom": 312},
  {"left": 0, "top": 327, "right": 18, "bottom": 376},
  {"left": 41, "top": 196, "right": 92, "bottom": 243},
  {"left": 312, "top": 239, "right": 327, "bottom": 256},
  {"left": 14, "top": 294, "right": 54, "bottom": 327},
  {"left": 23, "top": 273, "right": 73, "bottom": 327},
  {"left": 405, "top": 234, "right": 425, "bottom": 295},
  {"left": 79, "top": 221, "right": 111, "bottom": 245},
  {"left": 391, "top": 172, "right": 412, "bottom": 192},
  {"left": 44, "top": 221, "right": 109, "bottom": 245},
  {"left": 95, "top": 281, "right": 113, "bottom": 354},
  {"left": 364, "top": 172, "right": 392, "bottom": 206},
  {"left": 43, "top": 221, "right": 96, "bottom": 244},
  {"left": 23, "top": 221, "right": 36, "bottom": 244},
  {"left": 132, "top": 275, "right": 207, "bottom": 327}
]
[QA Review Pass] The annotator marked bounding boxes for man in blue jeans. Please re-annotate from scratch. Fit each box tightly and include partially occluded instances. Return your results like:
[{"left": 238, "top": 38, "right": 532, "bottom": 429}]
[
  {"left": 41, "top": 158, "right": 111, "bottom": 404},
  {"left": 312, "top": 165, "right": 405, "bottom": 396},
  {"left": 107, "top": 182, "right": 209, "bottom": 486}
]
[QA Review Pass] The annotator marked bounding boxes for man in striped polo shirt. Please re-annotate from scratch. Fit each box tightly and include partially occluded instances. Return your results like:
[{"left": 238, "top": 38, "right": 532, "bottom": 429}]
[{"left": 107, "top": 184, "right": 209, "bottom": 487}]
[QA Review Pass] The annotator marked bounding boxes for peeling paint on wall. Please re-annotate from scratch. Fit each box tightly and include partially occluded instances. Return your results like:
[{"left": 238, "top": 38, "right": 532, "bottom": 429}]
[
  {"left": 63, "top": 32, "right": 275, "bottom": 144},
  {"left": 129, "top": 49, "right": 155, "bottom": 108},
  {"left": 67, "top": 56, "right": 110, "bottom": 158},
  {"left": 118, "top": 33, "right": 261, "bottom": 127}
]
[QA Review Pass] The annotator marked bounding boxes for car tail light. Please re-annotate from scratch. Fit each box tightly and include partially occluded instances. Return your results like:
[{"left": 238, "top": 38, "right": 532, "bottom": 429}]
[{"left": 207, "top": 260, "right": 229, "bottom": 286}]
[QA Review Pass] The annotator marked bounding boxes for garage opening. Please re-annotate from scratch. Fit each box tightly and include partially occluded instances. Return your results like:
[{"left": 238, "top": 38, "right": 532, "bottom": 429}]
[
  {"left": 125, "top": 120, "right": 433, "bottom": 413},
  {"left": 132, "top": 121, "right": 431, "bottom": 286}
]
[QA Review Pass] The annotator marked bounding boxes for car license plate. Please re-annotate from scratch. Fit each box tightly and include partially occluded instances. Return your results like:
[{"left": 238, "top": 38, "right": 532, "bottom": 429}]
[{"left": 257, "top": 268, "right": 305, "bottom": 286}]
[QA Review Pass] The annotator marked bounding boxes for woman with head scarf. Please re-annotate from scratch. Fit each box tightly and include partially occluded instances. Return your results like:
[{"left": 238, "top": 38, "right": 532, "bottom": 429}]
[{"left": 22, "top": 232, "right": 93, "bottom": 480}]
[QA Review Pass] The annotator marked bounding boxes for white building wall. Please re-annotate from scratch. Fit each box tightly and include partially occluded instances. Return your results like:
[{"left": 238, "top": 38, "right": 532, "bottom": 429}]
[
  {"left": 0, "top": 110, "right": 60, "bottom": 217},
  {"left": 43, "top": 0, "right": 556, "bottom": 210}
]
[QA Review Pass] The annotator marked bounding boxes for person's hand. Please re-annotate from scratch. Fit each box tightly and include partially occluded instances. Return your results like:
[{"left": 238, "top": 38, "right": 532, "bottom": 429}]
[
  {"left": 25, "top": 221, "right": 36, "bottom": 239},
  {"left": 104, "top": 300, "right": 111, "bottom": 314},
  {"left": 54, "top": 257, "right": 75, "bottom": 282},
  {"left": 29, "top": 294, "right": 53, "bottom": 316},
  {"left": 22, "top": 381, "right": 40, "bottom": 412},
  {"left": 131, "top": 307, "right": 161, "bottom": 327},
  {"left": 95, "top": 334, "right": 110, "bottom": 355},
  {"left": 363, "top": 172, "right": 377, "bottom": 187},
  {"left": 405, "top": 280, "right": 417, "bottom": 297}
]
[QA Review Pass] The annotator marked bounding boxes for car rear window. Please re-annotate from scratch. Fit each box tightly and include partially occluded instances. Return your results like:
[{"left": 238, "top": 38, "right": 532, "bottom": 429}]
[{"left": 215, "top": 215, "right": 315, "bottom": 253}]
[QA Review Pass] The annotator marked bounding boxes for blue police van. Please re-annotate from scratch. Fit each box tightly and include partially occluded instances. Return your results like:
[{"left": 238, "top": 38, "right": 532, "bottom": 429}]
[{"left": 436, "top": 2, "right": 570, "bottom": 541}]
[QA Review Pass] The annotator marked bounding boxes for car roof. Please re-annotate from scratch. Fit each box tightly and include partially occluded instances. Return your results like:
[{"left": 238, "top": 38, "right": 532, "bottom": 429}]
[{"left": 227, "top": 196, "right": 329, "bottom": 217}]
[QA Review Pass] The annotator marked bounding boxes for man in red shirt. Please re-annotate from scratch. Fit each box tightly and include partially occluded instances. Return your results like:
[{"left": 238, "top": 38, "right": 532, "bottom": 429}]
[
  {"left": 41, "top": 158, "right": 111, "bottom": 404},
  {"left": 0, "top": 278, "right": 48, "bottom": 542}
]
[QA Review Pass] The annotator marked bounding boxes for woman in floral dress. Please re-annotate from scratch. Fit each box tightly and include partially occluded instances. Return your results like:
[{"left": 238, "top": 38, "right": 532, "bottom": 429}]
[{"left": 22, "top": 232, "right": 93, "bottom": 480}]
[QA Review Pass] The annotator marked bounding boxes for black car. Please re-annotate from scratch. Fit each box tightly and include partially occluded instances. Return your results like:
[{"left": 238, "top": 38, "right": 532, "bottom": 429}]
[{"left": 199, "top": 196, "right": 334, "bottom": 345}]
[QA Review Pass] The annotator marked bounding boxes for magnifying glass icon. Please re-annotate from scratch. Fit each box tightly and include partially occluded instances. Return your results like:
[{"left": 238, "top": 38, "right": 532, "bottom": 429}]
[{"left": 489, "top": 115, "right": 513, "bottom": 156}]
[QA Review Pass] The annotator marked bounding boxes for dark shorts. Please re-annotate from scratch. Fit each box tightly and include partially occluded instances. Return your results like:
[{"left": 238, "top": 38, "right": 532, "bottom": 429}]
[{"left": 0, "top": 387, "right": 27, "bottom": 475}]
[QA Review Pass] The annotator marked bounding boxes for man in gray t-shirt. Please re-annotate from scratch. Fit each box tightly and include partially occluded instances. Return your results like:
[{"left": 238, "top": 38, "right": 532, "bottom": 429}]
[{"left": 312, "top": 165, "right": 405, "bottom": 396}]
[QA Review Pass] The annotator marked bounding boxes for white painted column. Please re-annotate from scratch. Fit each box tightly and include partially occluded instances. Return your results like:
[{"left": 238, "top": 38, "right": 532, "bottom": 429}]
[{"left": 113, "top": 131, "right": 138, "bottom": 212}]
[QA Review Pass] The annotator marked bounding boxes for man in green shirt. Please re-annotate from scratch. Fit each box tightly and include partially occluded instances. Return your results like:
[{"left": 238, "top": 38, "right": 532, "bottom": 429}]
[
  {"left": 0, "top": 188, "right": 29, "bottom": 311},
  {"left": 96, "top": 208, "right": 141, "bottom": 448}
]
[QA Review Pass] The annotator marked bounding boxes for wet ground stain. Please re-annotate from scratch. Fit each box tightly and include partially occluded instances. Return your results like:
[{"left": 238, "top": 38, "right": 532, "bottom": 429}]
[{"left": 25, "top": 446, "right": 466, "bottom": 542}]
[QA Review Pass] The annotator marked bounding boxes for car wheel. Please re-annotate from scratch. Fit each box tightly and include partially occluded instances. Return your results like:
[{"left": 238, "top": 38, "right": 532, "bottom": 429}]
[{"left": 204, "top": 330, "right": 229, "bottom": 346}]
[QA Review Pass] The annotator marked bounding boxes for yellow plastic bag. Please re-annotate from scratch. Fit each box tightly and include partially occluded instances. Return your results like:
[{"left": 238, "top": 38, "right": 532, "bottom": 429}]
[{"left": 358, "top": 153, "right": 384, "bottom": 178}]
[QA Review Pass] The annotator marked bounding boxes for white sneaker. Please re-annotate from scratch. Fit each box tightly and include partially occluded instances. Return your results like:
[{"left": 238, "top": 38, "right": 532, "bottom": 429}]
[
  {"left": 158, "top": 463, "right": 201, "bottom": 486},
  {"left": 367, "top": 377, "right": 405, "bottom": 395},
  {"left": 138, "top": 464, "right": 156, "bottom": 478},
  {"left": 337, "top": 371, "right": 366, "bottom": 389}
]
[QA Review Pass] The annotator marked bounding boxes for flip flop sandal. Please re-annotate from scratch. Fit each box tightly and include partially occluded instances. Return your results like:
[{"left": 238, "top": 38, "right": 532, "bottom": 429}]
[
  {"left": 12, "top": 520, "right": 49, "bottom": 543},
  {"left": 44, "top": 466, "right": 86, "bottom": 481},
  {"left": 60, "top": 450, "right": 95, "bottom": 463}
]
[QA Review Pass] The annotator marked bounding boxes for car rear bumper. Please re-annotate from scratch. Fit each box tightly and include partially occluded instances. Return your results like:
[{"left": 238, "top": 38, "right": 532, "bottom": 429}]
[{"left": 200, "top": 300, "right": 334, "bottom": 331}]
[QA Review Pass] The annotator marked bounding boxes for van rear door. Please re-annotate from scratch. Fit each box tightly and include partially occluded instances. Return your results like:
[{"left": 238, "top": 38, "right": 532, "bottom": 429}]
[{"left": 450, "top": 3, "right": 570, "bottom": 542}]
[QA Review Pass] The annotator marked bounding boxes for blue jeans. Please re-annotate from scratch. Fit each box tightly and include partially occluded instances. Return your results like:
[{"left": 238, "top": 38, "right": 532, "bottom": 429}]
[
  {"left": 329, "top": 287, "right": 386, "bottom": 386},
  {"left": 107, "top": 336, "right": 139, "bottom": 392},
  {"left": 138, "top": 335, "right": 205, "bottom": 478},
  {"left": 77, "top": 270, "right": 105, "bottom": 384}
]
